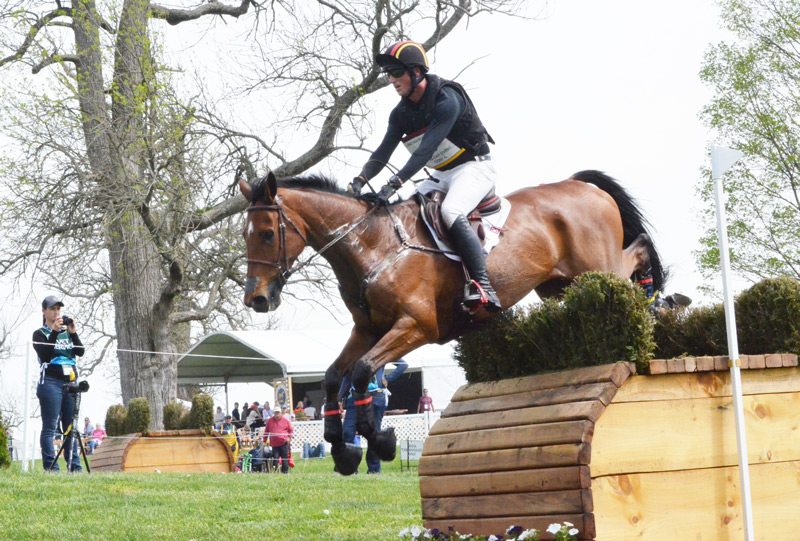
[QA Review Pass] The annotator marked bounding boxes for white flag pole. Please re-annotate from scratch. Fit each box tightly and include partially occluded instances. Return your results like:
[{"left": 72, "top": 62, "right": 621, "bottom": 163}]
[
  {"left": 710, "top": 145, "right": 753, "bottom": 540},
  {"left": 21, "top": 344, "right": 32, "bottom": 472}
]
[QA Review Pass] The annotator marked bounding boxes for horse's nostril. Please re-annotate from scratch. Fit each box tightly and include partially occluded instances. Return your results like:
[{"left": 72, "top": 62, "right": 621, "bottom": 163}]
[{"left": 252, "top": 295, "right": 268, "bottom": 307}]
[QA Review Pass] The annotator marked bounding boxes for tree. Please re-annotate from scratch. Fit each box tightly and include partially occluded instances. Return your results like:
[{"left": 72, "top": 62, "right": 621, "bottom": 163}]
[
  {"left": 698, "top": 0, "right": 800, "bottom": 284},
  {"left": 0, "top": 0, "right": 521, "bottom": 428}
]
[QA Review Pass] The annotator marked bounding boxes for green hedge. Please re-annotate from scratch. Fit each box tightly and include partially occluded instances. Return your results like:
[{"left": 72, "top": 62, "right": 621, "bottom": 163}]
[
  {"left": 455, "top": 272, "right": 655, "bottom": 382},
  {"left": 0, "top": 416, "right": 10, "bottom": 469},
  {"left": 163, "top": 400, "right": 188, "bottom": 431},
  {"left": 456, "top": 274, "right": 800, "bottom": 384},
  {"left": 654, "top": 276, "right": 800, "bottom": 358}
]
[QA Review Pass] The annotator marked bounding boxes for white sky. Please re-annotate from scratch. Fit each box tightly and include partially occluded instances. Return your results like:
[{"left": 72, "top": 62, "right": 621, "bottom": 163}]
[{"left": 3, "top": 1, "right": 742, "bottom": 435}]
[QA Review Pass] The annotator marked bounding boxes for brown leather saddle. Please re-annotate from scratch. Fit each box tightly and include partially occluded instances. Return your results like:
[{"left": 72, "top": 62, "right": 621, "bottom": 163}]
[{"left": 419, "top": 189, "right": 502, "bottom": 245}]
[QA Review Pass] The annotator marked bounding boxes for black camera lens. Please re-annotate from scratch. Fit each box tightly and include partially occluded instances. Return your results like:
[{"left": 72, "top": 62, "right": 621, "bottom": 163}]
[
  {"left": 65, "top": 380, "right": 89, "bottom": 394},
  {"left": 62, "top": 316, "right": 74, "bottom": 326}
]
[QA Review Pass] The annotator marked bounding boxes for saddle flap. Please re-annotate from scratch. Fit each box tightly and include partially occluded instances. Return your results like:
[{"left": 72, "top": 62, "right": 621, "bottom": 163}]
[{"left": 420, "top": 190, "right": 488, "bottom": 245}]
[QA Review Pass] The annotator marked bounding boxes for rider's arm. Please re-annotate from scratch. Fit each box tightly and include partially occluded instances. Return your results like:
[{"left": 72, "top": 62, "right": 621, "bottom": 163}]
[
  {"left": 360, "top": 115, "right": 404, "bottom": 181},
  {"left": 396, "top": 87, "right": 464, "bottom": 182},
  {"left": 384, "top": 359, "right": 408, "bottom": 383}
]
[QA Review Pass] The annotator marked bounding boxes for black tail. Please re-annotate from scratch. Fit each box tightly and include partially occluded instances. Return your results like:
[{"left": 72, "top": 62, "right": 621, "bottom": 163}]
[{"left": 570, "top": 170, "right": 668, "bottom": 292}]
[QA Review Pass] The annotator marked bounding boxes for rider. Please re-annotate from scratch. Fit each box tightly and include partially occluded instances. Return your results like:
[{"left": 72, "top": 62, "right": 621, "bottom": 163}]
[{"left": 348, "top": 40, "right": 501, "bottom": 312}]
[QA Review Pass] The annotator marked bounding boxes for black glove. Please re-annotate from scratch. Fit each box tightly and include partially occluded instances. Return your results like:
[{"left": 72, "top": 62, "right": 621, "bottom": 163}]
[
  {"left": 348, "top": 176, "right": 366, "bottom": 195},
  {"left": 387, "top": 174, "right": 403, "bottom": 189},
  {"left": 375, "top": 184, "right": 396, "bottom": 206}
]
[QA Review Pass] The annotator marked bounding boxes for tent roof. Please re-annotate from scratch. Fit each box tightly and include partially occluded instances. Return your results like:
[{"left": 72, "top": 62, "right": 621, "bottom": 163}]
[{"left": 176, "top": 329, "right": 456, "bottom": 385}]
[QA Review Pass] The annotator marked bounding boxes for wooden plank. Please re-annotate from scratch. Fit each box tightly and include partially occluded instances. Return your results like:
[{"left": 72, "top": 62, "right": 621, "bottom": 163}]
[
  {"left": 429, "top": 401, "right": 606, "bottom": 436},
  {"left": 420, "top": 466, "right": 591, "bottom": 498},
  {"left": 419, "top": 444, "right": 591, "bottom": 476},
  {"left": 123, "top": 461, "right": 232, "bottom": 473},
  {"left": 424, "top": 420, "right": 593, "bottom": 456},
  {"left": 591, "top": 392, "right": 800, "bottom": 477},
  {"left": 450, "top": 363, "right": 633, "bottom": 403},
  {"left": 424, "top": 514, "right": 596, "bottom": 540},
  {"left": 612, "top": 367, "right": 800, "bottom": 403},
  {"left": 444, "top": 383, "right": 619, "bottom": 418},
  {"left": 422, "top": 489, "right": 592, "bottom": 519},
  {"left": 592, "top": 461, "right": 800, "bottom": 540}
]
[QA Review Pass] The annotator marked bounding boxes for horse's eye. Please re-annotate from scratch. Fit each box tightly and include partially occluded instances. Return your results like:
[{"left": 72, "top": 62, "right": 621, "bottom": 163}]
[{"left": 261, "top": 230, "right": 275, "bottom": 242}]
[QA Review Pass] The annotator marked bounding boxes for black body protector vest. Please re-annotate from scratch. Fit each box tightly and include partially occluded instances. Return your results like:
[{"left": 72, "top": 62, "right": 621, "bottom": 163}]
[{"left": 396, "top": 75, "right": 494, "bottom": 171}]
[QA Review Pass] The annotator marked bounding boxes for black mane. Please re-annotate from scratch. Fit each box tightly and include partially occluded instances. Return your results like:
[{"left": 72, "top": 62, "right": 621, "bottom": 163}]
[{"left": 249, "top": 173, "right": 353, "bottom": 202}]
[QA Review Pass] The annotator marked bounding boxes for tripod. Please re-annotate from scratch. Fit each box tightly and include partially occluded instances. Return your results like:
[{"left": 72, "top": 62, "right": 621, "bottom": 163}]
[{"left": 51, "top": 386, "right": 91, "bottom": 473}]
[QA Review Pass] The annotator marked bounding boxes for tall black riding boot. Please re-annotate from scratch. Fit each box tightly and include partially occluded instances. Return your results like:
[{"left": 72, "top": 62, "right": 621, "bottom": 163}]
[{"left": 448, "top": 214, "right": 502, "bottom": 313}]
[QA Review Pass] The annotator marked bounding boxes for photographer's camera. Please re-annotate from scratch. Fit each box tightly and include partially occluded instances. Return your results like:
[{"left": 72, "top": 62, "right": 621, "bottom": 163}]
[
  {"left": 62, "top": 315, "right": 74, "bottom": 327},
  {"left": 64, "top": 380, "right": 89, "bottom": 394}
]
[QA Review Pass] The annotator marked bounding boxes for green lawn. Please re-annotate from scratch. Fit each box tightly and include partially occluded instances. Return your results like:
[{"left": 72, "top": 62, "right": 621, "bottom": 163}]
[{"left": 0, "top": 456, "right": 422, "bottom": 540}]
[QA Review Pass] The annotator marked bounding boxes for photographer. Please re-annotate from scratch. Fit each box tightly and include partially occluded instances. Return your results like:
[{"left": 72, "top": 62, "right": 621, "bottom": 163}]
[{"left": 33, "top": 295, "right": 85, "bottom": 472}]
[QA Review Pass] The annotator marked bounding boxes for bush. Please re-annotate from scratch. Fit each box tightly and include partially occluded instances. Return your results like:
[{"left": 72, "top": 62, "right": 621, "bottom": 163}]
[
  {"left": 188, "top": 394, "right": 214, "bottom": 434},
  {"left": 105, "top": 404, "right": 128, "bottom": 437},
  {"left": 163, "top": 400, "right": 188, "bottom": 431},
  {"left": 0, "top": 416, "right": 10, "bottom": 469},
  {"left": 654, "top": 304, "right": 727, "bottom": 358},
  {"left": 124, "top": 398, "right": 151, "bottom": 435},
  {"left": 455, "top": 272, "right": 655, "bottom": 382},
  {"left": 736, "top": 276, "right": 800, "bottom": 355}
]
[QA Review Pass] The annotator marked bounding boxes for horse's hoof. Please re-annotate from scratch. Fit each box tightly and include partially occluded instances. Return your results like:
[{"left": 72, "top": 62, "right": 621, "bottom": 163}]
[
  {"left": 370, "top": 427, "right": 397, "bottom": 462},
  {"left": 331, "top": 442, "right": 362, "bottom": 476}
]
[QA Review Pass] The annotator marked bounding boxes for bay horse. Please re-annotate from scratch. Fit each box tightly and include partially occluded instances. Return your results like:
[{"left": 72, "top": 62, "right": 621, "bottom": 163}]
[{"left": 239, "top": 170, "right": 664, "bottom": 475}]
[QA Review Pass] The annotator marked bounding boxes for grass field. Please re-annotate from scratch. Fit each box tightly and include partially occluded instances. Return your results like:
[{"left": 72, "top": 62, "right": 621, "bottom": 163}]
[{"left": 0, "top": 455, "right": 423, "bottom": 540}]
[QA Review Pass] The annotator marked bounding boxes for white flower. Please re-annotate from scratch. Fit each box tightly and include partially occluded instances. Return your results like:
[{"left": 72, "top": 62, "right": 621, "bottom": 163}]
[
  {"left": 569, "top": 528, "right": 579, "bottom": 536},
  {"left": 398, "top": 528, "right": 410, "bottom": 537},
  {"left": 323, "top": 509, "right": 330, "bottom": 515},
  {"left": 563, "top": 521, "right": 574, "bottom": 528},
  {"left": 488, "top": 536, "right": 499, "bottom": 541},
  {"left": 410, "top": 525, "right": 422, "bottom": 537},
  {"left": 518, "top": 529, "right": 536, "bottom": 540},
  {"left": 547, "top": 523, "right": 562, "bottom": 535}
]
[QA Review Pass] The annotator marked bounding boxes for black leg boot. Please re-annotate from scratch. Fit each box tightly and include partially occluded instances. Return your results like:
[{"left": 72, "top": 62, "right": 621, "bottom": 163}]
[
  {"left": 324, "top": 401, "right": 362, "bottom": 476},
  {"left": 353, "top": 392, "right": 397, "bottom": 462},
  {"left": 448, "top": 214, "right": 502, "bottom": 313}
]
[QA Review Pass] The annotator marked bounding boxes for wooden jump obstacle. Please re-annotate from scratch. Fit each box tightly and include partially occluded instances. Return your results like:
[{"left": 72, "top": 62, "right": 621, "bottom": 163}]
[
  {"left": 90, "top": 429, "right": 235, "bottom": 473},
  {"left": 419, "top": 354, "right": 800, "bottom": 540}
]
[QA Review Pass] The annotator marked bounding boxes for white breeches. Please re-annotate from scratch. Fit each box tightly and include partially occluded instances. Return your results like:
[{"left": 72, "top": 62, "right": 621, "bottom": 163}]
[{"left": 416, "top": 158, "right": 497, "bottom": 228}]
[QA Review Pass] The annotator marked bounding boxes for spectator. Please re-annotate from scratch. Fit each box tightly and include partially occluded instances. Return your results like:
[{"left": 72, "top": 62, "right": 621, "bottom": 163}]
[
  {"left": 231, "top": 402, "right": 240, "bottom": 422},
  {"left": 339, "top": 358, "right": 408, "bottom": 474},
  {"left": 303, "top": 441, "right": 326, "bottom": 459},
  {"left": 417, "top": 388, "right": 434, "bottom": 413},
  {"left": 88, "top": 424, "right": 106, "bottom": 454},
  {"left": 245, "top": 403, "right": 264, "bottom": 429},
  {"left": 303, "top": 395, "right": 312, "bottom": 408},
  {"left": 264, "top": 407, "right": 293, "bottom": 473},
  {"left": 83, "top": 417, "right": 95, "bottom": 438},
  {"left": 33, "top": 295, "right": 85, "bottom": 472},
  {"left": 293, "top": 401, "right": 307, "bottom": 419},
  {"left": 304, "top": 404, "right": 317, "bottom": 420},
  {"left": 6, "top": 427, "right": 13, "bottom": 460},
  {"left": 213, "top": 406, "right": 225, "bottom": 430}
]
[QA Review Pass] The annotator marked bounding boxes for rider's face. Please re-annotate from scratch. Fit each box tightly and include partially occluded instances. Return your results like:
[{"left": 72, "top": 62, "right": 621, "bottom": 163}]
[{"left": 389, "top": 70, "right": 412, "bottom": 98}]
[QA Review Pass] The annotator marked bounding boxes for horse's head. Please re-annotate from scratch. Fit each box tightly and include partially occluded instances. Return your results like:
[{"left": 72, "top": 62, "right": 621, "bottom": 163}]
[{"left": 240, "top": 172, "right": 308, "bottom": 312}]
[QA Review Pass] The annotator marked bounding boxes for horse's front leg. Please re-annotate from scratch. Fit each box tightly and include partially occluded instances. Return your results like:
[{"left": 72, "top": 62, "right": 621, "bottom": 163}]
[
  {"left": 350, "top": 320, "right": 428, "bottom": 463},
  {"left": 324, "top": 328, "right": 375, "bottom": 475}
]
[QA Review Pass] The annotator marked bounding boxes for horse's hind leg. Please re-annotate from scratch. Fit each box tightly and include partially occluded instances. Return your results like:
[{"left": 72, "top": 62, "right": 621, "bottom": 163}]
[{"left": 621, "top": 233, "right": 651, "bottom": 279}]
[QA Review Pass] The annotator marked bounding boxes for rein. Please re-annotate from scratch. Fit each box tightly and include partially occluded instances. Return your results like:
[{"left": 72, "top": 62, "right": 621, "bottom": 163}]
[{"left": 246, "top": 197, "right": 381, "bottom": 285}]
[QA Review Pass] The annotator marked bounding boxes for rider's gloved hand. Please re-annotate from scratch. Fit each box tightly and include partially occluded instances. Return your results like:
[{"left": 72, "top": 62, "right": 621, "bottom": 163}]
[
  {"left": 375, "top": 184, "right": 396, "bottom": 206},
  {"left": 348, "top": 176, "right": 366, "bottom": 195},
  {"left": 387, "top": 174, "right": 403, "bottom": 190}
]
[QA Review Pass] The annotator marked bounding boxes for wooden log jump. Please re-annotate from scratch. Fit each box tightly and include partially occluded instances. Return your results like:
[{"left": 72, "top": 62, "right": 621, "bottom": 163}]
[{"left": 420, "top": 355, "right": 800, "bottom": 540}]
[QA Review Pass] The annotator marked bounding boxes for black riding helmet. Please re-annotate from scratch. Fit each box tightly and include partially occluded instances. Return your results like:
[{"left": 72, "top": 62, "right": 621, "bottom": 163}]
[{"left": 376, "top": 40, "right": 429, "bottom": 92}]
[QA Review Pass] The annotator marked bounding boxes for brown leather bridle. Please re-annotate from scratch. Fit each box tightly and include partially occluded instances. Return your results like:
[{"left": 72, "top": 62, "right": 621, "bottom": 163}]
[{"left": 245, "top": 200, "right": 308, "bottom": 287}]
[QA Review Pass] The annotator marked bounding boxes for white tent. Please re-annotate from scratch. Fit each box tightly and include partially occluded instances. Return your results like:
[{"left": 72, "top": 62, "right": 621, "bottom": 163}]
[{"left": 176, "top": 329, "right": 466, "bottom": 412}]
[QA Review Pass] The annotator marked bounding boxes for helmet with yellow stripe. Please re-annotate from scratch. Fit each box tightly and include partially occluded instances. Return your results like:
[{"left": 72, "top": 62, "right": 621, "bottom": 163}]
[{"left": 376, "top": 41, "right": 429, "bottom": 73}]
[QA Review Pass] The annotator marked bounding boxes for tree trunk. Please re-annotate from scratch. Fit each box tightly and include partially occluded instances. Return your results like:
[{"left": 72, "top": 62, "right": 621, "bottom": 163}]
[{"left": 108, "top": 214, "right": 176, "bottom": 430}]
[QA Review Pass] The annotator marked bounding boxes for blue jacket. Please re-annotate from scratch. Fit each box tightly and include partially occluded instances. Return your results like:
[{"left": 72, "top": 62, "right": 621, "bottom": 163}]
[{"left": 339, "top": 359, "right": 409, "bottom": 407}]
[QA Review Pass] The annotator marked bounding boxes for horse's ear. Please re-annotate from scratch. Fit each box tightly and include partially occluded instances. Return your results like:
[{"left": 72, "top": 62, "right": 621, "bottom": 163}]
[
  {"left": 239, "top": 178, "right": 252, "bottom": 202},
  {"left": 267, "top": 171, "right": 278, "bottom": 201}
]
